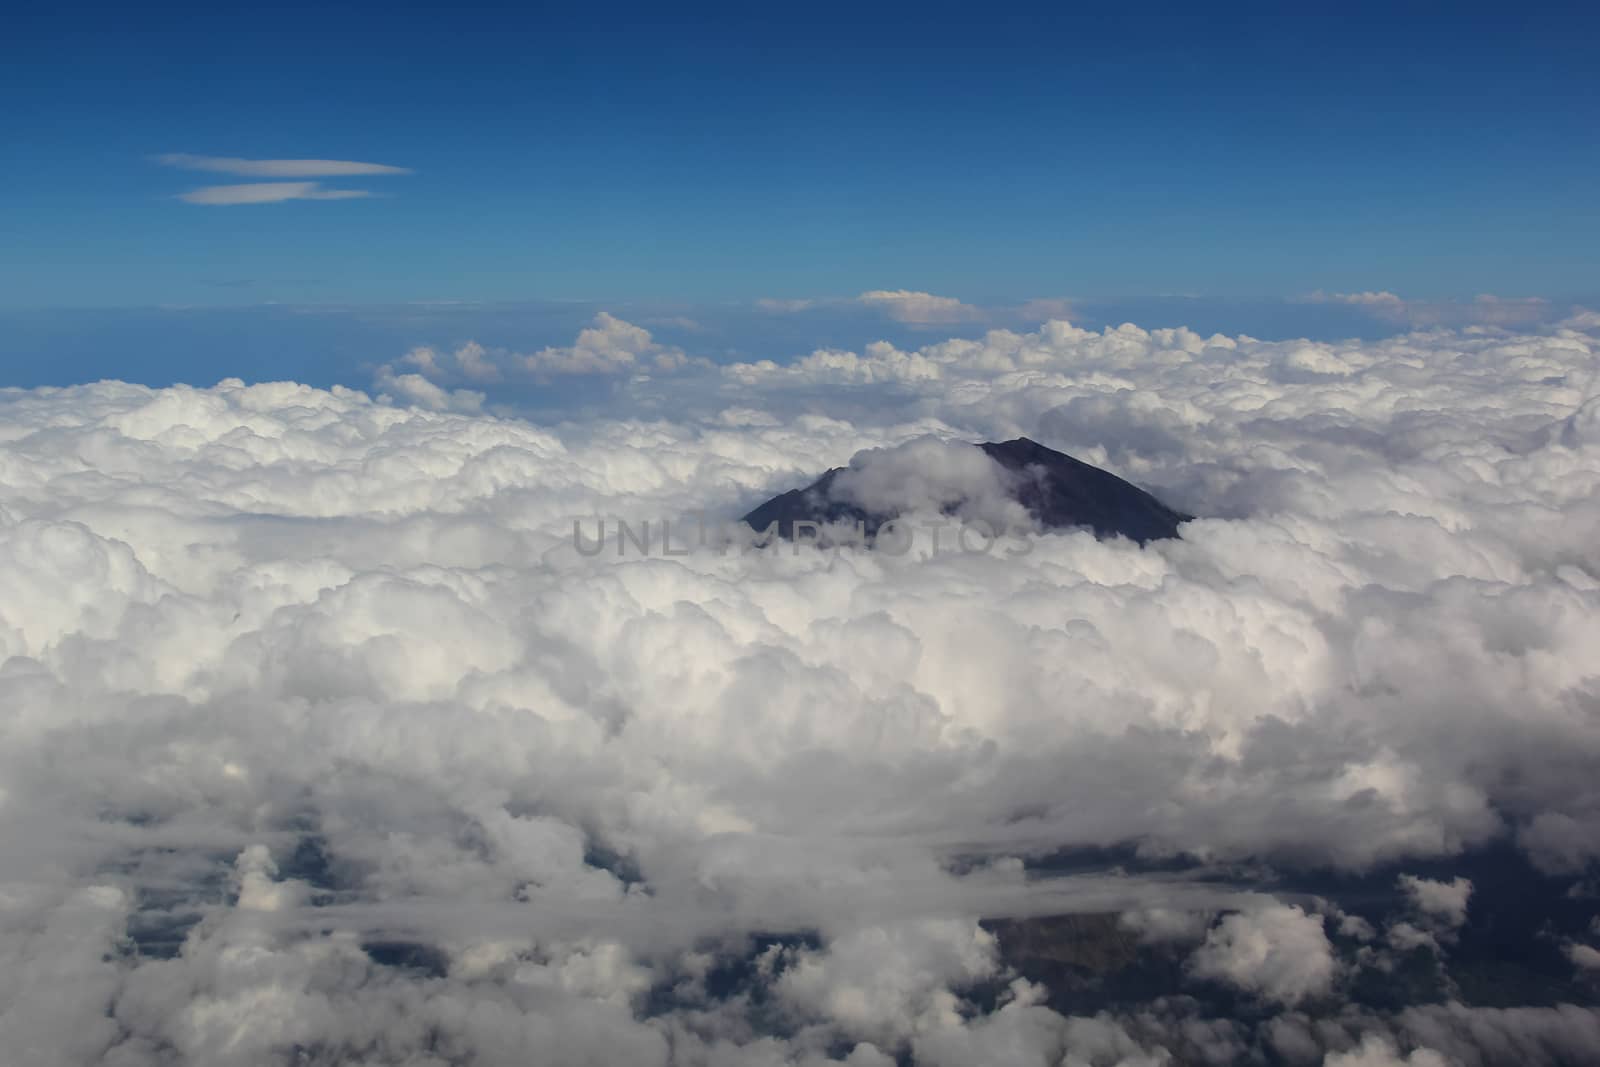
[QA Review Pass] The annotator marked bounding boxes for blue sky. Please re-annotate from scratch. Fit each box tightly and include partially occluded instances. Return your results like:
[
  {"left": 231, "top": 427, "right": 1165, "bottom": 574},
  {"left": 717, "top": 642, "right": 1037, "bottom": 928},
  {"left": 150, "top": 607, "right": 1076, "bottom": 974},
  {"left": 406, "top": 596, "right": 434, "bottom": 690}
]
[{"left": 3, "top": 4, "right": 1597, "bottom": 387}]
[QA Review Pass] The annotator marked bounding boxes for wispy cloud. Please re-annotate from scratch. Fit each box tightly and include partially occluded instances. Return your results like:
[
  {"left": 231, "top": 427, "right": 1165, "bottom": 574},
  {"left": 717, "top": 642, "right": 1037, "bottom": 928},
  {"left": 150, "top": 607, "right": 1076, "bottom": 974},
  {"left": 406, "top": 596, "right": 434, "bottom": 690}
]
[
  {"left": 1305, "top": 289, "right": 1406, "bottom": 308},
  {"left": 1301, "top": 289, "right": 1553, "bottom": 328},
  {"left": 855, "top": 289, "right": 984, "bottom": 324},
  {"left": 155, "top": 154, "right": 412, "bottom": 177},
  {"left": 756, "top": 291, "right": 985, "bottom": 325},
  {"left": 157, "top": 154, "right": 410, "bottom": 205},
  {"left": 177, "top": 182, "right": 377, "bottom": 205},
  {"left": 1016, "top": 297, "right": 1075, "bottom": 322},
  {"left": 756, "top": 298, "right": 818, "bottom": 314}
]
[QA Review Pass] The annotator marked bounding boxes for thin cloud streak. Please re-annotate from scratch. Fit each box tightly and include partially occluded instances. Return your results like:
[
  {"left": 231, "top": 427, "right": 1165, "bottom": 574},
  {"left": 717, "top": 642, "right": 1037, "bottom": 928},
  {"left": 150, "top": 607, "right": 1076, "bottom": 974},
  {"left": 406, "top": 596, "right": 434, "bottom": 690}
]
[
  {"left": 155, "top": 153, "right": 412, "bottom": 177},
  {"left": 177, "top": 182, "right": 376, "bottom": 205}
]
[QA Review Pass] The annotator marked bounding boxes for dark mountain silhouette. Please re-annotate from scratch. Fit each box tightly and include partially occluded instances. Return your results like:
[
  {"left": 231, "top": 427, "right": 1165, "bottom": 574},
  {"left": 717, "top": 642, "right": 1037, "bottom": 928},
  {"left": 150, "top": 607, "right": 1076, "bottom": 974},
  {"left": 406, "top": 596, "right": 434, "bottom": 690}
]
[{"left": 742, "top": 437, "right": 1192, "bottom": 545}]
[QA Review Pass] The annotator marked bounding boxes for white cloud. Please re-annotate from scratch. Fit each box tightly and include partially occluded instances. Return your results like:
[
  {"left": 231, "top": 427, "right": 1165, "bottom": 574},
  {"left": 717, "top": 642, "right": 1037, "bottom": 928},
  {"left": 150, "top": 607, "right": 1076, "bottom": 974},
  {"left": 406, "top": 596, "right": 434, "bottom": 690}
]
[
  {"left": 453, "top": 340, "right": 503, "bottom": 383},
  {"left": 1, "top": 312, "right": 1598, "bottom": 1063},
  {"left": 375, "top": 315, "right": 702, "bottom": 388},
  {"left": 1559, "top": 307, "right": 1600, "bottom": 330},
  {"left": 777, "top": 920, "right": 999, "bottom": 1046},
  {"left": 856, "top": 289, "right": 984, "bottom": 324},
  {"left": 1323, "top": 1035, "right": 1450, "bottom": 1067},
  {"left": 159, "top": 154, "right": 409, "bottom": 204},
  {"left": 829, "top": 437, "right": 1033, "bottom": 531},
  {"left": 1308, "top": 289, "right": 1407, "bottom": 307},
  {"left": 155, "top": 153, "right": 412, "bottom": 177},
  {"left": 523, "top": 311, "right": 679, "bottom": 375},
  {"left": 373, "top": 366, "right": 485, "bottom": 412},
  {"left": 402, "top": 341, "right": 503, "bottom": 384},
  {"left": 1566, "top": 942, "right": 1600, "bottom": 970},
  {"left": 1397, "top": 874, "right": 1473, "bottom": 929},
  {"left": 1120, "top": 907, "right": 1213, "bottom": 943},
  {"left": 176, "top": 182, "right": 376, "bottom": 205},
  {"left": 1188, "top": 904, "right": 1340, "bottom": 1004},
  {"left": 756, "top": 291, "right": 1027, "bottom": 326}
]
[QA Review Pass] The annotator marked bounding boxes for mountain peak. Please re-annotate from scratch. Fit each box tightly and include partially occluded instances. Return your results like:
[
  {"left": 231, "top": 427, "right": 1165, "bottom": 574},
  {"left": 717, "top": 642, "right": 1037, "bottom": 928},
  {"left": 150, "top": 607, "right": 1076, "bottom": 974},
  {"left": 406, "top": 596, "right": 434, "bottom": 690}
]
[{"left": 743, "top": 437, "right": 1191, "bottom": 545}]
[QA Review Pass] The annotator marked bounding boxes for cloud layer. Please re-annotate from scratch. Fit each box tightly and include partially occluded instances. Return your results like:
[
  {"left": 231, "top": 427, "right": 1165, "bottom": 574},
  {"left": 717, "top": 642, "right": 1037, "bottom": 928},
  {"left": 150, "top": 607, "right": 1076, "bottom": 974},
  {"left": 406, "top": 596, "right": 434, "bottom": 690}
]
[{"left": 1, "top": 313, "right": 1599, "bottom": 1064}]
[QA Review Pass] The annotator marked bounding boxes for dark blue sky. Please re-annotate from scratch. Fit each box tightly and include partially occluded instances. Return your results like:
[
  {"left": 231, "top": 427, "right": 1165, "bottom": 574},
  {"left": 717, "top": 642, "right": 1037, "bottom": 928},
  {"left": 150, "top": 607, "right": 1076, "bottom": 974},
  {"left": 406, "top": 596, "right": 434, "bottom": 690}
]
[
  {"left": 7, "top": 4, "right": 1598, "bottom": 306},
  {"left": 2, "top": 4, "right": 1597, "bottom": 387}
]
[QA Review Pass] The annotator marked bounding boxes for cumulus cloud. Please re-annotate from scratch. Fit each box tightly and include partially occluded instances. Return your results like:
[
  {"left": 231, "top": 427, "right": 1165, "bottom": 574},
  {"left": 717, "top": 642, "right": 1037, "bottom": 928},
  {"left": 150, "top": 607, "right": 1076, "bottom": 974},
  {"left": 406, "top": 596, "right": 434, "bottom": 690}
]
[
  {"left": 1566, "top": 942, "right": 1600, "bottom": 970},
  {"left": 372, "top": 315, "right": 704, "bottom": 395},
  {"left": 1396, "top": 875, "right": 1473, "bottom": 929},
  {"left": 2, "top": 311, "right": 1599, "bottom": 1063},
  {"left": 373, "top": 365, "right": 486, "bottom": 412},
  {"left": 400, "top": 340, "right": 503, "bottom": 384},
  {"left": 1188, "top": 903, "right": 1340, "bottom": 1004},
  {"left": 451, "top": 340, "right": 503, "bottom": 383},
  {"left": 776, "top": 920, "right": 1000, "bottom": 1046},
  {"left": 524, "top": 311, "right": 691, "bottom": 375},
  {"left": 154, "top": 154, "right": 413, "bottom": 177},
  {"left": 1323, "top": 1034, "right": 1449, "bottom": 1067}
]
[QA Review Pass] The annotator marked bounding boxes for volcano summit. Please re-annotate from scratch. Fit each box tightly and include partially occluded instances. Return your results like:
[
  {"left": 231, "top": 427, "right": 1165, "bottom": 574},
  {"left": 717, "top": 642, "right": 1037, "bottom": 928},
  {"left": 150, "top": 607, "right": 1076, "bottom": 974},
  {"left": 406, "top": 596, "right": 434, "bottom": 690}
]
[{"left": 742, "top": 436, "right": 1193, "bottom": 545}]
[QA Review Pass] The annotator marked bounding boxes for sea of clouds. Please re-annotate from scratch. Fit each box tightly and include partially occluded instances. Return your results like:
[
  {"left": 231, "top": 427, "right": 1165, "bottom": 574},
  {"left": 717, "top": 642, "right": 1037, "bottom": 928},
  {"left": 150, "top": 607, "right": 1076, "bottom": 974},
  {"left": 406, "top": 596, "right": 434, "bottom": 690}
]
[{"left": 2, "top": 315, "right": 1599, "bottom": 1065}]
